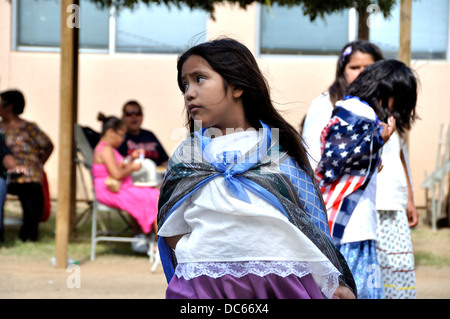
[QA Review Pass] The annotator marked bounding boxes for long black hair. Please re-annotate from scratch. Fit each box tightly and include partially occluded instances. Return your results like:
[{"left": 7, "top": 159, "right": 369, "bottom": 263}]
[
  {"left": 329, "top": 40, "right": 384, "bottom": 106},
  {"left": 345, "top": 59, "right": 418, "bottom": 133},
  {"left": 176, "top": 37, "right": 313, "bottom": 175}
]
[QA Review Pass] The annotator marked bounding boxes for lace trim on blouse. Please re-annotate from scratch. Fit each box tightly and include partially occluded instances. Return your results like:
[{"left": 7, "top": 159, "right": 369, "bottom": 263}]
[{"left": 174, "top": 260, "right": 340, "bottom": 299}]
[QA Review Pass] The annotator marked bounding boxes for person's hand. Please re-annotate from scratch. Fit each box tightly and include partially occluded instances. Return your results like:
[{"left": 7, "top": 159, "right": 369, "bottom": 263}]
[
  {"left": 332, "top": 285, "right": 356, "bottom": 299},
  {"left": 7, "top": 165, "right": 29, "bottom": 176},
  {"left": 131, "top": 148, "right": 145, "bottom": 160},
  {"left": 377, "top": 162, "right": 383, "bottom": 173},
  {"left": 130, "top": 161, "right": 142, "bottom": 172},
  {"left": 407, "top": 201, "right": 419, "bottom": 228},
  {"left": 380, "top": 116, "right": 396, "bottom": 144}
]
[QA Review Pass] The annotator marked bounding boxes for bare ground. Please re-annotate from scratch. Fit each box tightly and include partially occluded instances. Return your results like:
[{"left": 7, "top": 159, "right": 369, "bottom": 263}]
[{"left": 0, "top": 210, "right": 449, "bottom": 299}]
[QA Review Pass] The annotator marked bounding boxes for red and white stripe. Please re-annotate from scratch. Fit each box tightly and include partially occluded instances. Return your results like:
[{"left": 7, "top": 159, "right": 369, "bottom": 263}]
[{"left": 320, "top": 174, "right": 365, "bottom": 235}]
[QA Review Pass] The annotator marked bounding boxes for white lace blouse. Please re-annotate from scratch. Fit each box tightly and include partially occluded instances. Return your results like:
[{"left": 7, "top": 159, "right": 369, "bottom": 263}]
[{"left": 158, "top": 130, "right": 341, "bottom": 298}]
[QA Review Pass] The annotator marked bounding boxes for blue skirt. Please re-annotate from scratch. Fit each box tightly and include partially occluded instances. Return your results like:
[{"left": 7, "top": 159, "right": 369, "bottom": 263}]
[{"left": 339, "top": 240, "right": 384, "bottom": 299}]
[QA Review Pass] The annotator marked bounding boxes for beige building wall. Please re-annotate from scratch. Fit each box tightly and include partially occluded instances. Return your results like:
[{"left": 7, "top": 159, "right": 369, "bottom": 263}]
[{"left": 0, "top": 2, "right": 449, "bottom": 209}]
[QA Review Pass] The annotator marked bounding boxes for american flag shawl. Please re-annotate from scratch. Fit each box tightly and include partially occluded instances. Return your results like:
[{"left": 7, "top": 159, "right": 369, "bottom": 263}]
[{"left": 315, "top": 96, "right": 384, "bottom": 246}]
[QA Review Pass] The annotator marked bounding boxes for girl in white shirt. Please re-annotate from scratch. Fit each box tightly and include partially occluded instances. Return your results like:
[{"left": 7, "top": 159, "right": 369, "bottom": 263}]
[
  {"left": 302, "top": 40, "right": 384, "bottom": 170},
  {"left": 157, "top": 38, "right": 356, "bottom": 299}
]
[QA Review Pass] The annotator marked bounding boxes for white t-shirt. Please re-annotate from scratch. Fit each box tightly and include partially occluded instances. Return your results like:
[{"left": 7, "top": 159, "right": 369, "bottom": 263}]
[
  {"left": 341, "top": 173, "right": 378, "bottom": 244},
  {"left": 302, "top": 92, "right": 334, "bottom": 171},
  {"left": 376, "top": 131, "right": 409, "bottom": 211}
]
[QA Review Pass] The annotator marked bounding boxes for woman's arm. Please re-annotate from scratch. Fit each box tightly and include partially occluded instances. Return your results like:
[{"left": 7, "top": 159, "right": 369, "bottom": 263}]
[
  {"left": 163, "top": 234, "right": 187, "bottom": 249},
  {"left": 40, "top": 141, "right": 54, "bottom": 165},
  {"left": 100, "top": 144, "right": 141, "bottom": 180},
  {"left": 400, "top": 143, "right": 419, "bottom": 227}
]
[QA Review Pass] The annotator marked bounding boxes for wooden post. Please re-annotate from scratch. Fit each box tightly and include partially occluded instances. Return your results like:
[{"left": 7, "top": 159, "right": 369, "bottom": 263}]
[
  {"left": 399, "top": 0, "right": 412, "bottom": 66},
  {"left": 55, "top": 0, "right": 79, "bottom": 269},
  {"left": 399, "top": 0, "right": 412, "bottom": 147}
]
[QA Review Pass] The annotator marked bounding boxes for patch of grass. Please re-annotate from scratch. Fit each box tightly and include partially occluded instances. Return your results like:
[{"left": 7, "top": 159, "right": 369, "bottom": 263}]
[
  {"left": 1, "top": 201, "right": 142, "bottom": 263},
  {"left": 414, "top": 251, "right": 450, "bottom": 267},
  {"left": 411, "top": 223, "right": 450, "bottom": 268}
]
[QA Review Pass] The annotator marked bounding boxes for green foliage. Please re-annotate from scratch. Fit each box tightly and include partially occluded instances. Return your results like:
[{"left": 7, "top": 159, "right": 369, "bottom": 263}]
[{"left": 88, "top": 0, "right": 398, "bottom": 21}]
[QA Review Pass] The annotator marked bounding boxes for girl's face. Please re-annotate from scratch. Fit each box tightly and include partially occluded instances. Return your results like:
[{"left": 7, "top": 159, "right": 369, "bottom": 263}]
[
  {"left": 181, "top": 54, "right": 248, "bottom": 134},
  {"left": 344, "top": 51, "right": 376, "bottom": 85},
  {"left": 110, "top": 125, "right": 126, "bottom": 148}
]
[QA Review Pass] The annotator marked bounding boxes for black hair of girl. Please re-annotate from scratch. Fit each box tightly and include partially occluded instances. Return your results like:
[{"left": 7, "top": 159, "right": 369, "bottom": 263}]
[
  {"left": 97, "top": 112, "right": 124, "bottom": 136},
  {"left": 345, "top": 59, "right": 418, "bottom": 133},
  {"left": 329, "top": 40, "right": 384, "bottom": 106},
  {"left": 176, "top": 37, "right": 313, "bottom": 175},
  {"left": 0, "top": 89, "right": 25, "bottom": 115}
]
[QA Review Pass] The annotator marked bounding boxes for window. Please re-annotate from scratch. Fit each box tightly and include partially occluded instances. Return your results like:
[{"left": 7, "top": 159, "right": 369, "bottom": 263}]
[
  {"left": 14, "top": 0, "right": 207, "bottom": 53},
  {"left": 260, "top": 0, "right": 450, "bottom": 60},
  {"left": 260, "top": 4, "right": 350, "bottom": 55},
  {"left": 115, "top": 4, "right": 207, "bottom": 53},
  {"left": 16, "top": 0, "right": 109, "bottom": 50},
  {"left": 370, "top": 0, "right": 449, "bottom": 59}
]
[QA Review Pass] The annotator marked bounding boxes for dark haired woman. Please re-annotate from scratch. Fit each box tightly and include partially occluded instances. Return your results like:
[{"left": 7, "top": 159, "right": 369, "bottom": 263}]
[
  {"left": 92, "top": 113, "right": 160, "bottom": 252},
  {"left": 0, "top": 89, "right": 53, "bottom": 242},
  {"left": 302, "top": 40, "right": 384, "bottom": 170}
]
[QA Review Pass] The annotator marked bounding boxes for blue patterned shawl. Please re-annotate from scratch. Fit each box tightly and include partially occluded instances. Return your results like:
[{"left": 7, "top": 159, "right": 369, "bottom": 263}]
[{"left": 157, "top": 122, "right": 356, "bottom": 295}]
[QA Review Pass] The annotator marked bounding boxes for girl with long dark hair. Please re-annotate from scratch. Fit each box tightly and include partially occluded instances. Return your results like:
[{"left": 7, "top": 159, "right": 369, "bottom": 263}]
[
  {"left": 315, "top": 59, "right": 418, "bottom": 299},
  {"left": 302, "top": 40, "right": 384, "bottom": 170},
  {"left": 157, "top": 38, "right": 356, "bottom": 299}
]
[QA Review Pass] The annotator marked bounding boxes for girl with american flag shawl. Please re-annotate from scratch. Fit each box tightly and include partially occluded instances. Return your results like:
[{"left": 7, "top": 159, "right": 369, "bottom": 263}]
[{"left": 315, "top": 59, "right": 418, "bottom": 299}]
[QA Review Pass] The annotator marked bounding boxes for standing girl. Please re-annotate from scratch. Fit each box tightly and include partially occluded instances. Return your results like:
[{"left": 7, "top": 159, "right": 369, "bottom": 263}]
[
  {"left": 302, "top": 40, "right": 384, "bottom": 170},
  {"left": 157, "top": 38, "right": 356, "bottom": 299},
  {"left": 376, "top": 123, "right": 419, "bottom": 298},
  {"left": 315, "top": 59, "right": 418, "bottom": 299}
]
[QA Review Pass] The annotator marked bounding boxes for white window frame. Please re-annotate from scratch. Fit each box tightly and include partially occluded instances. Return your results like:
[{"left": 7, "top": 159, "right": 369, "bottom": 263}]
[
  {"left": 447, "top": 2, "right": 450, "bottom": 60},
  {"left": 11, "top": 0, "right": 208, "bottom": 55},
  {"left": 256, "top": 2, "right": 450, "bottom": 61}
]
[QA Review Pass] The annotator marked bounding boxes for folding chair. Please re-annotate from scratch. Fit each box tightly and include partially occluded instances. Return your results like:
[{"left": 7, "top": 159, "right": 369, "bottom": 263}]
[{"left": 74, "top": 124, "right": 160, "bottom": 269}]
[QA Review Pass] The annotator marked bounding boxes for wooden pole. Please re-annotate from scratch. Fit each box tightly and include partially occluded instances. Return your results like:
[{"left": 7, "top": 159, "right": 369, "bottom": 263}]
[
  {"left": 55, "top": 0, "right": 79, "bottom": 269},
  {"left": 399, "top": 0, "right": 412, "bottom": 149},
  {"left": 399, "top": 0, "right": 412, "bottom": 66}
]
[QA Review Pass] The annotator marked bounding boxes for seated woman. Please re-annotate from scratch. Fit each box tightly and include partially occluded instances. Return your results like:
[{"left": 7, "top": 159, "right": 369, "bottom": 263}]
[
  {"left": 0, "top": 89, "right": 53, "bottom": 242},
  {"left": 92, "top": 113, "right": 160, "bottom": 252}
]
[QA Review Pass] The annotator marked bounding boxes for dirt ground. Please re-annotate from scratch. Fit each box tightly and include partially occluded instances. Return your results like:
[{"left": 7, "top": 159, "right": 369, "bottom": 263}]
[
  {"left": 0, "top": 254, "right": 167, "bottom": 299},
  {"left": 1, "top": 242, "right": 449, "bottom": 299},
  {"left": 0, "top": 255, "right": 449, "bottom": 299},
  {"left": 1, "top": 210, "right": 449, "bottom": 299}
]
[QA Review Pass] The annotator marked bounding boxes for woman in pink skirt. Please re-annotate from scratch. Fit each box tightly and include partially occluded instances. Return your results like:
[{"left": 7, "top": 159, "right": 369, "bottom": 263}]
[{"left": 92, "top": 113, "right": 160, "bottom": 248}]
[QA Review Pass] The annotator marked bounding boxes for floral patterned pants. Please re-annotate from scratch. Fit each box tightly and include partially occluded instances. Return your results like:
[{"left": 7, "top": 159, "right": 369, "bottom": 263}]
[{"left": 376, "top": 210, "right": 417, "bottom": 299}]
